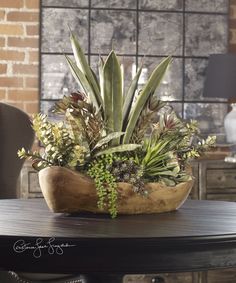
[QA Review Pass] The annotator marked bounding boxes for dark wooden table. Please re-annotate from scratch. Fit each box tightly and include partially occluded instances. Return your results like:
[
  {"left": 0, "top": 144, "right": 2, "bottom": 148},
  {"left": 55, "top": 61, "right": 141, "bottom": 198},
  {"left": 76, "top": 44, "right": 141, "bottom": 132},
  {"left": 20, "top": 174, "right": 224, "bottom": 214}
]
[{"left": 1, "top": 199, "right": 236, "bottom": 283}]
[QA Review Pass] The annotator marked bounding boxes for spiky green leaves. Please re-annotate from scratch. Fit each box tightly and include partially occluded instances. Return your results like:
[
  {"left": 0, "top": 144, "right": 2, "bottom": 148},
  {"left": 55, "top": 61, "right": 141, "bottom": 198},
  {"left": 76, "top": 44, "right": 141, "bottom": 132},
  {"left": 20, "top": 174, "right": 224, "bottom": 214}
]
[
  {"left": 95, "top": 144, "right": 141, "bottom": 157},
  {"left": 141, "top": 139, "right": 180, "bottom": 179},
  {"left": 122, "top": 65, "right": 143, "bottom": 129},
  {"left": 93, "top": 132, "right": 124, "bottom": 150},
  {"left": 65, "top": 56, "right": 101, "bottom": 112},
  {"left": 67, "top": 32, "right": 103, "bottom": 113},
  {"left": 123, "top": 56, "right": 172, "bottom": 144},
  {"left": 67, "top": 33, "right": 172, "bottom": 146},
  {"left": 102, "top": 51, "right": 123, "bottom": 145}
]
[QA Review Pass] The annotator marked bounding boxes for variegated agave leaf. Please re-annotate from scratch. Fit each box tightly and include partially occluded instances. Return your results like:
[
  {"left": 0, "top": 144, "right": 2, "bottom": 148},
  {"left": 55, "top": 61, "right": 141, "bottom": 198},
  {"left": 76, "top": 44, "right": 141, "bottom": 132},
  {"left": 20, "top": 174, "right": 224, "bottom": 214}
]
[
  {"left": 102, "top": 51, "right": 123, "bottom": 145},
  {"left": 123, "top": 56, "right": 172, "bottom": 144},
  {"left": 95, "top": 144, "right": 141, "bottom": 157},
  {"left": 69, "top": 32, "right": 103, "bottom": 109},
  {"left": 122, "top": 65, "right": 143, "bottom": 130},
  {"left": 93, "top": 132, "right": 125, "bottom": 150}
]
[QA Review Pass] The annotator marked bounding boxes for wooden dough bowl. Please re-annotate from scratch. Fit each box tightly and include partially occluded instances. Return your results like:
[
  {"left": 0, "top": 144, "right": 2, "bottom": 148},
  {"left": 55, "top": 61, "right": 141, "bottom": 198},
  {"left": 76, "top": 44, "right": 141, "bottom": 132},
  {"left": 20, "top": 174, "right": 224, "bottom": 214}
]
[{"left": 39, "top": 166, "right": 194, "bottom": 215}]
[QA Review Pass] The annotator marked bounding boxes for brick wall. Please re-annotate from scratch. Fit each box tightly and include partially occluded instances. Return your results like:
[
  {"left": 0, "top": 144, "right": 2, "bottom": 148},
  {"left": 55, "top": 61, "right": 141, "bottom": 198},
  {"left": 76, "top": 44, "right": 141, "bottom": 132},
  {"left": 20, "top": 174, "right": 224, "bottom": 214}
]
[{"left": 0, "top": 0, "right": 39, "bottom": 115}]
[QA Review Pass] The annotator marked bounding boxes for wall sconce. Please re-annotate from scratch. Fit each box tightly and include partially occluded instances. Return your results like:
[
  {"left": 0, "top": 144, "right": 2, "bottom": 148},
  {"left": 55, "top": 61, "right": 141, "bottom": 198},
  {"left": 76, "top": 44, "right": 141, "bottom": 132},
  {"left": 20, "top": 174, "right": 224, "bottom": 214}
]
[
  {"left": 203, "top": 54, "right": 236, "bottom": 144},
  {"left": 203, "top": 54, "right": 236, "bottom": 162}
]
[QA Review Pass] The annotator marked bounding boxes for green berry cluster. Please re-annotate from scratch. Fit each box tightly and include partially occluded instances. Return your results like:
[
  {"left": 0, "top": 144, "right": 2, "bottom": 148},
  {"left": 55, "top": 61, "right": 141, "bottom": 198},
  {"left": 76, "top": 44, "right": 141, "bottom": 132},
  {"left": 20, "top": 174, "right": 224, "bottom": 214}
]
[
  {"left": 87, "top": 154, "right": 147, "bottom": 217},
  {"left": 87, "top": 155, "right": 118, "bottom": 218}
]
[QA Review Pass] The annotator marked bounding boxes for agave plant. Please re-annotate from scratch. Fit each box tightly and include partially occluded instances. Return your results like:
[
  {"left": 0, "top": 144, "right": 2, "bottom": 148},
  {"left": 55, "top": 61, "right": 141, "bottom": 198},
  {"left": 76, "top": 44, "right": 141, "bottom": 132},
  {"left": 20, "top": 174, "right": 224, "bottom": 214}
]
[
  {"left": 18, "top": 32, "right": 215, "bottom": 218},
  {"left": 65, "top": 32, "right": 172, "bottom": 147}
]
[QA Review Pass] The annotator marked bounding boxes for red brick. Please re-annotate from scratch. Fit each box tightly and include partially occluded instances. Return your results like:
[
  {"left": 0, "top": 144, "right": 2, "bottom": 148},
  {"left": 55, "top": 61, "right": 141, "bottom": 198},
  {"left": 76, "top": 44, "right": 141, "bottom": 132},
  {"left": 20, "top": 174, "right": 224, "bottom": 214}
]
[
  {"left": 0, "top": 64, "right": 7, "bottom": 74},
  {"left": 29, "top": 51, "right": 39, "bottom": 62},
  {"left": 25, "top": 102, "right": 39, "bottom": 114},
  {"left": 0, "top": 10, "right": 5, "bottom": 20},
  {"left": 0, "top": 89, "right": 6, "bottom": 100},
  {"left": 7, "top": 12, "right": 39, "bottom": 22},
  {"left": 13, "top": 64, "right": 38, "bottom": 75},
  {"left": 0, "top": 77, "right": 23, "bottom": 87},
  {"left": 0, "top": 50, "right": 25, "bottom": 61},
  {"left": 26, "top": 25, "right": 39, "bottom": 36},
  {"left": 0, "top": 0, "right": 23, "bottom": 8},
  {"left": 8, "top": 89, "right": 38, "bottom": 101},
  {"left": 8, "top": 37, "right": 39, "bottom": 48},
  {"left": 25, "top": 0, "right": 40, "bottom": 9},
  {"left": 0, "top": 38, "right": 5, "bottom": 47},
  {"left": 0, "top": 24, "right": 24, "bottom": 35},
  {"left": 25, "top": 77, "right": 38, "bottom": 88}
]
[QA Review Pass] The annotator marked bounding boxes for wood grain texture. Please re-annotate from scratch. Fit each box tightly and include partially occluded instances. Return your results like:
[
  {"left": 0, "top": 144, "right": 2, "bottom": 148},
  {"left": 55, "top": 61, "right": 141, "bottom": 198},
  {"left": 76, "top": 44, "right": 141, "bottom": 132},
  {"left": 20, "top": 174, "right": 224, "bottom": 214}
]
[
  {"left": 1, "top": 199, "right": 236, "bottom": 275},
  {"left": 1, "top": 199, "right": 236, "bottom": 238},
  {"left": 39, "top": 166, "right": 193, "bottom": 214}
]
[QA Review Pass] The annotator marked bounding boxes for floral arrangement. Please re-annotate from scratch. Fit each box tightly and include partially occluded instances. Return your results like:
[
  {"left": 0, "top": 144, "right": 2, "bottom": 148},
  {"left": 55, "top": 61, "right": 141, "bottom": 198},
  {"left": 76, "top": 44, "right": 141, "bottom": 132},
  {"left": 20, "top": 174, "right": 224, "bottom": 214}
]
[{"left": 18, "top": 32, "right": 215, "bottom": 218}]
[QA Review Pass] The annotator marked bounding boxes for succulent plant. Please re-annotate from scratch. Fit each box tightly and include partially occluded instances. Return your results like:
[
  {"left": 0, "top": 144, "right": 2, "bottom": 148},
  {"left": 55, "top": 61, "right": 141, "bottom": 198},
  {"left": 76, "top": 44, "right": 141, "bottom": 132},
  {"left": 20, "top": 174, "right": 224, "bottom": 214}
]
[
  {"left": 18, "top": 32, "right": 216, "bottom": 218},
  {"left": 65, "top": 32, "right": 172, "bottom": 146}
]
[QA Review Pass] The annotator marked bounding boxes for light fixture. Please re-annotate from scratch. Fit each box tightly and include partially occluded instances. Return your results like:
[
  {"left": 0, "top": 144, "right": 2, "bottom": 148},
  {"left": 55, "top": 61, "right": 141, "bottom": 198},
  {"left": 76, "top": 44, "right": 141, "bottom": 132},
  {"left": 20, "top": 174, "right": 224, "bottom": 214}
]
[{"left": 203, "top": 54, "right": 236, "bottom": 144}]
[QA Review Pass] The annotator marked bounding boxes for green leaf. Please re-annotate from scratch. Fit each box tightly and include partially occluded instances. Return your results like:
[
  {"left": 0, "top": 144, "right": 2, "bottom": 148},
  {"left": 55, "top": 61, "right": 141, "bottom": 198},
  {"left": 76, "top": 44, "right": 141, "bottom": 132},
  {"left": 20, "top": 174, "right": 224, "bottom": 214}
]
[
  {"left": 145, "top": 153, "right": 170, "bottom": 168},
  {"left": 65, "top": 55, "right": 100, "bottom": 111},
  {"left": 69, "top": 32, "right": 103, "bottom": 108},
  {"left": 102, "top": 51, "right": 123, "bottom": 145},
  {"left": 122, "top": 65, "right": 142, "bottom": 130},
  {"left": 145, "top": 169, "right": 178, "bottom": 177},
  {"left": 98, "top": 56, "right": 104, "bottom": 115},
  {"left": 93, "top": 132, "right": 125, "bottom": 150},
  {"left": 142, "top": 139, "right": 170, "bottom": 166},
  {"left": 123, "top": 56, "right": 172, "bottom": 144},
  {"left": 98, "top": 56, "right": 104, "bottom": 88},
  {"left": 90, "top": 67, "right": 100, "bottom": 91},
  {"left": 149, "top": 140, "right": 170, "bottom": 159},
  {"left": 95, "top": 144, "right": 141, "bottom": 157},
  {"left": 65, "top": 110, "right": 83, "bottom": 144},
  {"left": 160, "top": 178, "right": 176, "bottom": 186}
]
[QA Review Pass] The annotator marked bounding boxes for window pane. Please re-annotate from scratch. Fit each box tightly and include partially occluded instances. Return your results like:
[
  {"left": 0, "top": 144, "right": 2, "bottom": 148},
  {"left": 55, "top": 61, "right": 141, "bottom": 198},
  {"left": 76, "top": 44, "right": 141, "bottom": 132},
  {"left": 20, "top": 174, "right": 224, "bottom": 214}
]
[
  {"left": 138, "top": 57, "right": 183, "bottom": 101},
  {"left": 184, "top": 103, "right": 227, "bottom": 135},
  {"left": 139, "top": 12, "right": 183, "bottom": 56},
  {"left": 91, "top": 10, "right": 136, "bottom": 54},
  {"left": 185, "top": 14, "right": 227, "bottom": 56},
  {"left": 139, "top": 0, "right": 183, "bottom": 11},
  {"left": 42, "top": 0, "right": 88, "bottom": 7},
  {"left": 42, "top": 8, "right": 88, "bottom": 53},
  {"left": 91, "top": 0, "right": 136, "bottom": 8},
  {"left": 41, "top": 55, "right": 81, "bottom": 99},
  {"left": 185, "top": 0, "right": 228, "bottom": 13}
]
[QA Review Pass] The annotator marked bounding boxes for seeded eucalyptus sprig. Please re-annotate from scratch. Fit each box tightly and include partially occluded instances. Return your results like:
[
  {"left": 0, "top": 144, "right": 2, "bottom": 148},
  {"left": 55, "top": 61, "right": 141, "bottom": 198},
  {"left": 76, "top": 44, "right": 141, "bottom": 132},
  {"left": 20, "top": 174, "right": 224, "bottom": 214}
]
[
  {"left": 18, "top": 148, "right": 52, "bottom": 171},
  {"left": 18, "top": 113, "right": 87, "bottom": 171}
]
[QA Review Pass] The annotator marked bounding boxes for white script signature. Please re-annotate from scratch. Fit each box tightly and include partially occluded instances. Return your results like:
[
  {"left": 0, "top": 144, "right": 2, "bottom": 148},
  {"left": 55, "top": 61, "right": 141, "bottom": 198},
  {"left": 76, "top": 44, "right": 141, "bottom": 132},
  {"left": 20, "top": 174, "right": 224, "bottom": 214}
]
[{"left": 13, "top": 237, "right": 76, "bottom": 258}]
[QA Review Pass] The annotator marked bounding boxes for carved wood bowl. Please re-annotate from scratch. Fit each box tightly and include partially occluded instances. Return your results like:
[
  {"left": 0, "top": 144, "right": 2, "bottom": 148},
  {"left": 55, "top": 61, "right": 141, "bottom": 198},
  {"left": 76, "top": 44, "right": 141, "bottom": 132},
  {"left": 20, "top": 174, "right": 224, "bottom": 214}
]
[{"left": 39, "top": 166, "right": 194, "bottom": 215}]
